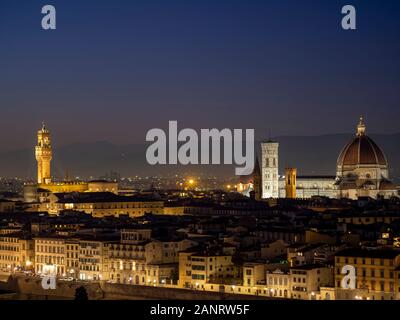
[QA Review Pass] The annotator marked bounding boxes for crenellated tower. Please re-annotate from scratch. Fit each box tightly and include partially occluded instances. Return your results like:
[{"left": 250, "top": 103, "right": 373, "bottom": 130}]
[{"left": 35, "top": 123, "right": 52, "bottom": 184}]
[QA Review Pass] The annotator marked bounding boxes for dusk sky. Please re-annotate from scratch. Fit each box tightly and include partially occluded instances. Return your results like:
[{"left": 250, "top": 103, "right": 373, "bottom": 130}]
[{"left": 1, "top": 0, "right": 399, "bottom": 150}]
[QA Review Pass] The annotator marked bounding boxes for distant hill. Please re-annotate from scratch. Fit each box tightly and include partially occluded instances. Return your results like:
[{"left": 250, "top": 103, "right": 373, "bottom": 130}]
[{"left": 0, "top": 133, "right": 399, "bottom": 182}]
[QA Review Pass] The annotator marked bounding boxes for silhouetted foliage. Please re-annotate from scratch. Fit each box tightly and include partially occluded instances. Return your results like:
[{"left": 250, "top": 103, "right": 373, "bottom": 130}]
[{"left": 74, "top": 286, "right": 88, "bottom": 301}]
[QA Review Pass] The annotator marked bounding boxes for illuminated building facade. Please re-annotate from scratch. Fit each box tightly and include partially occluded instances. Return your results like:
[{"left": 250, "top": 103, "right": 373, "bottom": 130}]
[
  {"left": 178, "top": 251, "right": 238, "bottom": 289},
  {"left": 335, "top": 117, "right": 398, "bottom": 199},
  {"left": 261, "top": 141, "right": 279, "bottom": 198},
  {"left": 39, "top": 192, "right": 164, "bottom": 217},
  {"left": 34, "top": 237, "right": 67, "bottom": 276},
  {"left": 290, "top": 265, "right": 332, "bottom": 300},
  {"left": 335, "top": 248, "right": 400, "bottom": 300},
  {"left": 79, "top": 239, "right": 109, "bottom": 281},
  {"left": 239, "top": 117, "right": 399, "bottom": 200},
  {"left": 285, "top": 168, "right": 297, "bottom": 199},
  {"left": 0, "top": 235, "right": 34, "bottom": 272},
  {"left": 35, "top": 123, "right": 52, "bottom": 184},
  {"left": 24, "top": 124, "right": 119, "bottom": 205}
]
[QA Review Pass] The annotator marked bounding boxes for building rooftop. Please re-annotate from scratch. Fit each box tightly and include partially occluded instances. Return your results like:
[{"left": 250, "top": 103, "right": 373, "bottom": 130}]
[
  {"left": 54, "top": 192, "right": 162, "bottom": 203},
  {"left": 297, "top": 176, "right": 336, "bottom": 180},
  {"left": 290, "top": 264, "right": 326, "bottom": 271},
  {"left": 336, "top": 248, "right": 400, "bottom": 259}
]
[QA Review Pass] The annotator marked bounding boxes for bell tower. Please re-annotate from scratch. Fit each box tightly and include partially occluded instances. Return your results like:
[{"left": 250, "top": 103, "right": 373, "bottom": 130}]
[
  {"left": 285, "top": 168, "right": 297, "bottom": 199},
  {"left": 35, "top": 122, "right": 52, "bottom": 184},
  {"left": 261, "top": 140, "right": 279, "bottom": 198}
]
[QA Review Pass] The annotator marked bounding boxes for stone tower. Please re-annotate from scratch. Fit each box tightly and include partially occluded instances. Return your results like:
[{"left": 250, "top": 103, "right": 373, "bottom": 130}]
[
  {"left": 261, "top": 141, "right": 279, "bottom": 198},
  {"left": 285, "top": 168, "right": 297, "bottom": 199},
  {"left": 35, "top": 123, "right": 52, "bottom": 184}
]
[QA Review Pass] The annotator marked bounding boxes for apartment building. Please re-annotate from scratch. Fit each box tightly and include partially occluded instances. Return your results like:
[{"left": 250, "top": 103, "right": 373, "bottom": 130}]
[
  {"left": 108, "top": 240, "right": 148, "bottom": 284},
  {"left": 335, "top": 248, "right": 400, "bottom": 300},
  {"left": 144, "top": 239, "right": 196, "bottom": 264},
  {"left": 243, "top": 262, "right": 266, "bottom": 287},
  {"left": 79, "top": 238, "right": 112, "bottom": 281},
  {"left": 0, "top": 234, "right": 34, "bottom": 271},
  {"left": 43, "top": 192, "right": 164, "bottom": 217},
  {"left": 109, "top": 229, "right": 195, "bottom": 285},
  {"left": 290, "top": 264, "right": 333, "bottom": 300},
  {"left": 34, "top": 237, "right": 67, "bottom": 276},
  {"left": 287, "top": 243, "right": 325, "bottom": 267},
  {"left": 178, "top": 250, "right": 239, "bottom": 289},
  {"left": 266, "top": 268, "right": 291, "bottom": 298},
  {"left": 65, "top": 240, "right": 79, "bottom": 279}
]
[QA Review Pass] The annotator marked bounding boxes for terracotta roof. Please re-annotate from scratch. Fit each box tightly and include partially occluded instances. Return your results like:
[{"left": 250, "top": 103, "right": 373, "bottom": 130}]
[
  {"left": 336, "top": 248, "right": 400, "bottom": 259},
  {"left": 337, "top": 135, "right": 387, "bottom": 167},
  {"left": 379, "top": 180, "right": 397, "bottom": 191}
]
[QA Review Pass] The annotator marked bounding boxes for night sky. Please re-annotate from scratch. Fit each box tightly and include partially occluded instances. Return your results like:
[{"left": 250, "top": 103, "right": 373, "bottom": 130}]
[{"left": 1, "top": 0, "right": 399, "bottom": 150}]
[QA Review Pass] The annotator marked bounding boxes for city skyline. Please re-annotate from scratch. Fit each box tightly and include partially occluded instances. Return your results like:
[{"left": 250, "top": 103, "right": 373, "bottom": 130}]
[
  {"left": 1, "top": 0, "right": 400, "bottom": 307},
  {"left": 1, "top": 119, "right": 400, "bottom": 180}
]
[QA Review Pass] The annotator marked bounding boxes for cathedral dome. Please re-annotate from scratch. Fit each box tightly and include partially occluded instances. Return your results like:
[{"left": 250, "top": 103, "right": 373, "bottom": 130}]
[{"left": 337, "top": 117, "right": 388, "bottom": 167}]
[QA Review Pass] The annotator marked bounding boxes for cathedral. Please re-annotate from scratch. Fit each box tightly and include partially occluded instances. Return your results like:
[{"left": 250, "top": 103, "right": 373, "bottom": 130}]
[
  {"left": 238, "top": 117, "right": 399, "bottom": 200},
  {"left": 334, "top": 117, "right": 398, "bottom": 199}
]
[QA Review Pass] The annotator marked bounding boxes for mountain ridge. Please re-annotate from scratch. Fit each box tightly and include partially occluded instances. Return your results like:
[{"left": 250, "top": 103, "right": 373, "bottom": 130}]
[{"left": 1, "top": 133, "right": 399, "bottom": 181}]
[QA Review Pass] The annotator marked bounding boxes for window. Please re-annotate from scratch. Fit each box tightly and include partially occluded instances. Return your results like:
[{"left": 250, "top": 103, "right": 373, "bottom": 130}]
[{"left": 192, "top": 265, "right": 205, "bottom": 271}]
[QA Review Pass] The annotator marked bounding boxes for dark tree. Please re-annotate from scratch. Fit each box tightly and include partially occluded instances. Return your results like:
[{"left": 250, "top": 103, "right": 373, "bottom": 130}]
[{"left": 74, "top": 286, "right": 88, "bottom": 301}]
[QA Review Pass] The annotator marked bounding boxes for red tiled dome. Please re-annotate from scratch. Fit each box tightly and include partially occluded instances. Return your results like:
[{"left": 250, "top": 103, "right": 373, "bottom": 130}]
[
  {"left": 337, "top": 135, "right": 387, "bottom": 167},
  {"left": 337, "top": 117, "right": 388, "bottom": 167}
]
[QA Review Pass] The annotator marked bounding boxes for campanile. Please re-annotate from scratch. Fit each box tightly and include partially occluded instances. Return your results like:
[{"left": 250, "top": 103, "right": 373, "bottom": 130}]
[{"left": 35, "top": 123, "right": 52, "bottom": 184}]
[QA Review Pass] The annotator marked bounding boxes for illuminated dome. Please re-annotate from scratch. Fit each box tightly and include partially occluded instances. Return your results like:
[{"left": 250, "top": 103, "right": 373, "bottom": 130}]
[
  {"left": 337, "top": 133, "right": 387, "bottom": 168},
  {"left": 337, "top": 117, "right": 387, "bottom": 169},
  {"left": 335, "top": 117, "right": 398, "bottom": 200}
]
